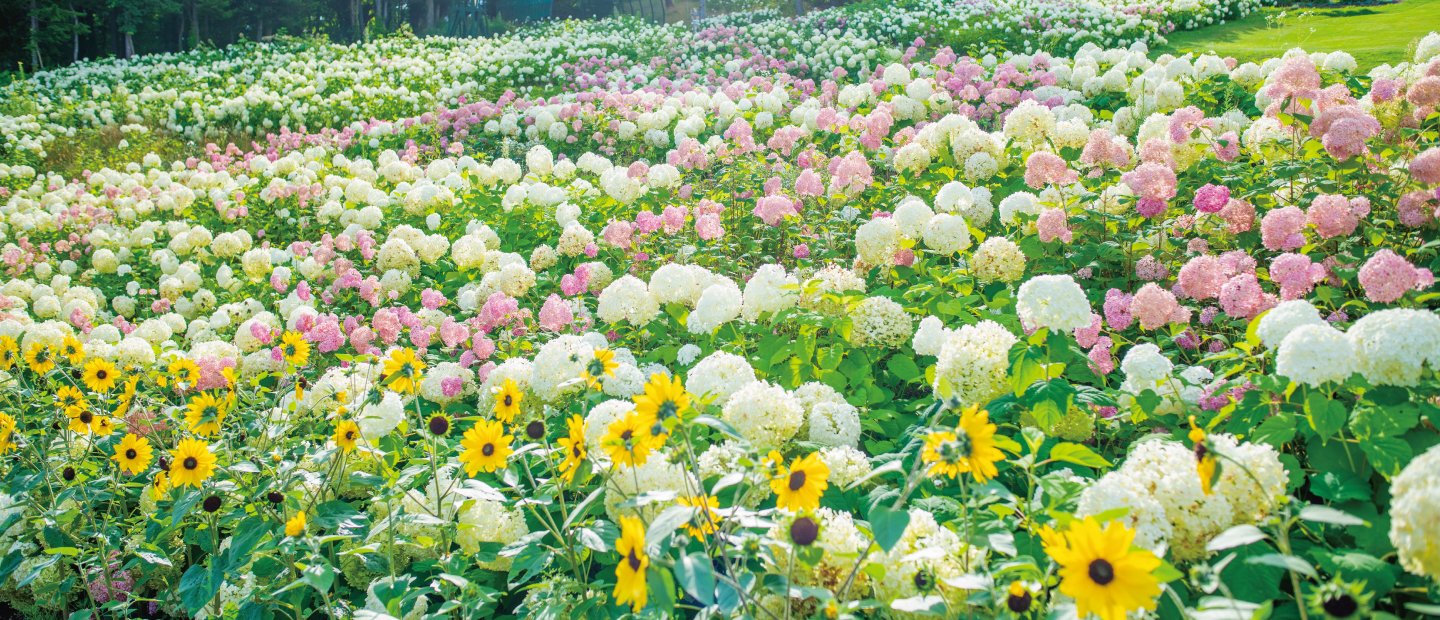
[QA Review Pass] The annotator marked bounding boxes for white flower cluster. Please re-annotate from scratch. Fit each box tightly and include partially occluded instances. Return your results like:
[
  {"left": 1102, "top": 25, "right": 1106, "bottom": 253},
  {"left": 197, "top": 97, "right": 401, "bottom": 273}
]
[
  {"left": 1390, "top": 443, "right": 1440, "bottom": 582},
  {"left": 933, "top": 320, "right": 1018, "bottom": 405},
  {"left": 720, "top": 381, "right": 805, "bottom": 450},
  {"left": 1016, "top": 274, "right": 1092, "bottom": 332},
  {"left": 1077, "top": 435, "right": 1285, "bottom": 561},
  {"left": 848, "top": 296, "right": 912, "bottom": 348}
]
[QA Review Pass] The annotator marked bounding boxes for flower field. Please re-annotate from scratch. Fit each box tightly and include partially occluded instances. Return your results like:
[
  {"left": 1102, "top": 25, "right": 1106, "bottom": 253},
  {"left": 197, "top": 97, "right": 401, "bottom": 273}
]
[{"left": 0, "top": 0, "right": 1439, "bottom": 617}]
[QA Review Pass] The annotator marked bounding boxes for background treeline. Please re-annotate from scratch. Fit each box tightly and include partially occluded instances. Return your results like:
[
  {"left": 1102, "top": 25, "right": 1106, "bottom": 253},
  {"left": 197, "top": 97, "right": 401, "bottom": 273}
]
[{"left": 0, "top": 0, "right": 633, "bottom": 74}]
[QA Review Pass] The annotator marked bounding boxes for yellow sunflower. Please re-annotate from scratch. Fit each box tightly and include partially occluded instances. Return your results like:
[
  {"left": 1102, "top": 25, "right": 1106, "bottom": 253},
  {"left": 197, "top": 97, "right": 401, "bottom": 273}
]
[
  {"left": 1189, "top": 416, "right": 1218, "bottom": 495},
  {"left": 113, "top": 376, "right": 140, "bottom": 418},
  {"left": 584, "top": 348, "right": 619, "bottom": 388},
  {"left": 602, "top": 410, "right": 664, "bottom": 468},
  {"left": 0, "top": 336, "right": 18, "bottom": 371},
  {"left": 169, "top": 438, "right": 218, "bottom": 488},
  {"left": 59, "top": 334, "right": 85, "bottom": 365},
  {"left": 56, "top": 385, "right": 87, "bottom": 414},
  {"left": 112, "top": 433, "right": 154, "bottom": 475},
  {"left": 493, "top": 378, "right": 524, "bottom": 423},
  {"left": 82, "top": 357, "right": 119, "bottom": 393},
  {"left": 632, "top": 372, "right": 690, "bottom": 424},
  {"left": 678, "top": 494, "right": 721, "bottom": 539},
  {"left": 0, "top": 412, "right": 18, "bottom": 454},
  {"left": 285, "top": 510, "right": 307, "bottom": 537},
  {"left": 24, "top": 343, "right": 56, "bottom": 374},
  {"left": 279, "top": 331, "right": 311, "bottom": 367},
  {"left": 1044, "top": 517, "right": 1162, "bottom": 620},
  {"left": 459, "top": 420, "right": 514, "bottom": 476},
  {"left": 335, "top": 420, "right": 361, "bottom": 453},
  {"left": 921, "top": 406, "right": 1004, "bottom": 483},
  {"left": 613, "top": 516, "right": 650, "bottom": 613},
  {"left": 149, "top": 471, "right": 172, "bottom": 500},
  {"left": 66, "top": 407, "right": 98, "bottom": 435},
  {"left": 185, "top": 392, "right": 228, "bottom": 437},
  {"left": 770, "top": 451, "right": 830, "bottom": 513},
  {"left": 555, "top": 414, "right": 587, "bottom": 483},
  {"left": 381, "top": 348, "right": 426, "bottom": 394},
  {"left": 168, "top": 357, "right": 202, "bottom": 390},
  {"left": 93, "top": 416, "right": 115, "bottom": 437}
]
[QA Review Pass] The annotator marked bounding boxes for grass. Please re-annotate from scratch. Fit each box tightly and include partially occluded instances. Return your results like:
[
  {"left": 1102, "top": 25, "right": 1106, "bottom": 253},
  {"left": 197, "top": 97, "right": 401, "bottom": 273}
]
[{"left": 1156, "top": 0, "right": 1440, "bottom": 69}]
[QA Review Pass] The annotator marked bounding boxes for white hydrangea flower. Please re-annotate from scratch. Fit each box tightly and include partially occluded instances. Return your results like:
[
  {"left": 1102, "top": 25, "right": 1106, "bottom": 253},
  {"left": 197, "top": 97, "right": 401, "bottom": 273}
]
[
  {"left": 1347, "top": 309, "right": 1440, "bottom": 387},
  {"left": 1391, "top": 444, "right": 1440, "bottom": 582},
  {"left": 1276, "top": 323, "right": 1355, "bottom": 387},
  {"left": 849, "top": 296, "right": 911, "bottom": 348},
  {"left": 934, "top": 320, "right": 1017, "bottom": 406},
  {"left": 721, "top": 381, "right": 805, "bottom": 450},
  {"left": 1016, "top": 274, "right": 1092, "bottom": 332},
  {"left": 686, "top": 351, "right": 757, "bottom": 404},
  {"left": 1256, "top": 300, "right": 1324, "bottom": 350}
]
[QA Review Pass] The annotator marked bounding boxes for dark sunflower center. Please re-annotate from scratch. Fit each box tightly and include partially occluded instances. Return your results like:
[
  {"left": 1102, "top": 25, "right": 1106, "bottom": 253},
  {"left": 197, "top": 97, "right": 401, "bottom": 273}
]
[
  {"left": 183, "top": 456, "right": 199, "bottom": 470},
  {"left": 125, "top": 449, "right": 137, "bottom": 459},
  {"left": 620, "top": 429, "right": 633, "bottom": 441},
  {"left": 96, "top": 370, "right": 108, "bottom": 380},
  {"left": 345, "top": 430, "right": 356, "bottom": 441},
  {"left": 788, "top": 470, "right": 807, "bottom": 491},
  {"left": 790, "top": 517, "right": 819, "bottom": 546},
  {"left": 79, "top": 411, "right": 93, "bottom": 424},
  {"left": 572, "top": 445, "right": 582, "bottom": 457},
  {"left": 482, "top": 443, "right": 495, "bottom": 456},
  {"left": 1007, "top": 591, "right": 1033, "bottom": 613},
  {"left": 428, "top": 416, "right": 449, "bottom": 435},
  {"left": 1322, "top": 595, "right": 1358, "bottom": 618},
  {"left": 503, "top": 395, "right": 514, "bottom": 407},
  {"left": 1088, "top": 559, "right": 1115, "bottom": 585},
  {"left": 627, "top": 550, "right": 642, "bottom": 571}
]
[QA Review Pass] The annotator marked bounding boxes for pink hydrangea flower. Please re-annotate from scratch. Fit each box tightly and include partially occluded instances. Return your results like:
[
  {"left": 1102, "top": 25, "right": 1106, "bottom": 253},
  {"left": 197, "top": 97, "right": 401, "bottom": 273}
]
[
  {"left": 1177, "top": 255, "right": 1226, "bottom": 300},
  {"left": 1121, "top": 162, "right": 1178, "bottom": 217},
  {"left": 1130, "top": 283, "right": 1187, "bottom": 330},
  {"left": 1193, "top": 184, "right": 1230, "bottom": 214},
  {"left": 1218, "top": 199, "right": 1256, "bottom": 233},
  {"left": 538, "top": 294, "right": 574, "bottom": 332},
  {"left": 1260, "top": 206, "right": 1307, "bottom": 251},
  {"left": 1305, "top": 194, "right": 1360, "bottom": 239},
  {"left": 1358, "top": 249, "right": 1435, "bottom": 303},
  {"left": 1411, "top": 147, "right": 1440, "bottom": 185},
  {"left": 1023, "top": 151, "right": 1077, "bottom": 189},
  {"left": 1103, "top": 288, "right": 1134, "bottom": 330},
  {"left": 1270, "top": 253, "right": 1327, "bottom": 300},
  {"left": 1036, "top": 208, "right": 1072, "bottom": 243}
]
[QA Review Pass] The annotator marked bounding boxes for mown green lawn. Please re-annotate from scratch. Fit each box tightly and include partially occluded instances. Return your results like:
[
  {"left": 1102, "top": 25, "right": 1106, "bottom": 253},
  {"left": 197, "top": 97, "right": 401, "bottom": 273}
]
[{"left": 1157, "top": 0, "right": 1440, "bottom": 70}]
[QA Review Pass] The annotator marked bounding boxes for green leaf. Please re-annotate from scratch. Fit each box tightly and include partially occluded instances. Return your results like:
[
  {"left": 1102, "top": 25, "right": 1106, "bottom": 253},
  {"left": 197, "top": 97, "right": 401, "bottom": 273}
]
[
  {"left": 179, "top": 563, "right": 221, "bottom": 614},
  {"left": 1298, "top": 504, "right": 1367, "bottom": 527},
  {"left": 1309, "top": 471, "right": 1370, "bottom": 503},
  {"left": 869, "top": 506, "right": 910, "bottom": 554},
  {"left": 1048, "top": 442, "right": 1110, "bottom": 468},
  {"left": 1251, "top": 412, "right": 1297, "bottom": 447},
  {"left": 301, "top": 562, "right": 336, "bottom": 594},
  {"left": 674, "top": 552, "right": 716, "bottom": 605},
  {"left": 1360, "top": 437, "right": 1412, "bottom": 478},
  {"left": 1246, "top": 553, "right": 1317, "bottom": 578},
  {"left": 1206, "top": 525, "right": 1267, "bottom": 552},
  {"left": 1304, "top": 392, "right": 1348, "bottom": 442}
]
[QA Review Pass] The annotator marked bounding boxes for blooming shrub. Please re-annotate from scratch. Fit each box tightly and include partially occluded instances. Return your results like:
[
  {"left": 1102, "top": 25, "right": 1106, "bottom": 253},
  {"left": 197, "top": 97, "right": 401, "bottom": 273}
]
[{"left": 0, "top": 6, "right": 1437, "bottom": 619}]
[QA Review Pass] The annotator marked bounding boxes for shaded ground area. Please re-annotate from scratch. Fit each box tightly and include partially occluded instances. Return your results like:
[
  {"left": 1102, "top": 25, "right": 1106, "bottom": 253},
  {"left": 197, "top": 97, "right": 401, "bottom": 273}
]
[{"left": 1157, "top": 0, "right": 1440, "bottom": 69}]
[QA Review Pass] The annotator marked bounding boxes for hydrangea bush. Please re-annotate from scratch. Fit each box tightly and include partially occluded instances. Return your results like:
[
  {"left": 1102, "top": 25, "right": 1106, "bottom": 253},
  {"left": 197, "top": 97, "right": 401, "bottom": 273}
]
[{"left": 0, "top": 6, "right": 1437, "bottom": 619}]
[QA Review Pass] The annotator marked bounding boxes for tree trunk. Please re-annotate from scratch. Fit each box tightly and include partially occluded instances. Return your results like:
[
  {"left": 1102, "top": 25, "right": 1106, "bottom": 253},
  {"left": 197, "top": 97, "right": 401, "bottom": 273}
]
[
  {"left": 425, "top": 0, "right": 436, "bottom": 33},
  {"left": 73, "top": 12, "right": 81, "bottom": 62},
  {"left": 124, "top": 32, "right": 135, "bottom": 58},
  {"left": 29, "top": 0, "right": 43, "bottom": 69},
  {"left": 190, "top": 1, "right": 200, "bottom": 48}
]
